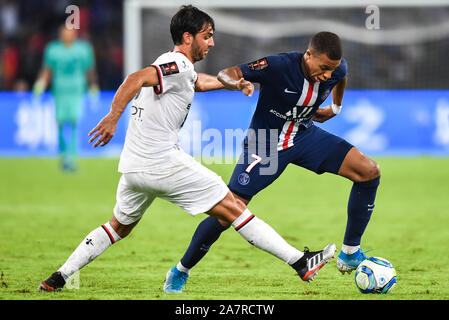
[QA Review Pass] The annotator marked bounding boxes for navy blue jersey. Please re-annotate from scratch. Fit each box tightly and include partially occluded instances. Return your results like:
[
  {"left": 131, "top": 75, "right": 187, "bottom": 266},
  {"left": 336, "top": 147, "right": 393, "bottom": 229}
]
[{"left": 238, "top": 52, "right": 347, "bottom": 151}]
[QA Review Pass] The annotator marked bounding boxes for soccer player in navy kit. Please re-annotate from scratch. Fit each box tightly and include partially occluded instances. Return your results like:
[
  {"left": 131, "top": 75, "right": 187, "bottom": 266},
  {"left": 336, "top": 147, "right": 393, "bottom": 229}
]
[{"left": 164, "top": 32, "right": 381, "bottom": 293}]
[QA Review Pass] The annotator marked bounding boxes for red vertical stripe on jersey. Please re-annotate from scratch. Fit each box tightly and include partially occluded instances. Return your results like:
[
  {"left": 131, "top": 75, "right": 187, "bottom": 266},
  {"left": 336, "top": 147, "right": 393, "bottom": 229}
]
[
  {"left": 282, "top": 121, "right": 296, "bottom": 149},
  {"left": 301, "top": 81, "right": 315, "bottom": 106}
]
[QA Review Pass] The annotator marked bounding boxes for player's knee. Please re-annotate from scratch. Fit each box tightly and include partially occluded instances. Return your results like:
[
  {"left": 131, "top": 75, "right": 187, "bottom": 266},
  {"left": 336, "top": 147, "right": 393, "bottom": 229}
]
[
  {"left": 109, "top": 216, "right": 137, "bottom": 238},
  {"left": 359, "top": 160, "right": 380, "bottom": 182},
  {"left": 224, "top": 194, "right": 246, "bottom": 217},
  {"left": 211, "top": 192, "right": 246, "bottom": 223},
  {"left": 368, "top": 161, "right": 381, "bottom": 180}
]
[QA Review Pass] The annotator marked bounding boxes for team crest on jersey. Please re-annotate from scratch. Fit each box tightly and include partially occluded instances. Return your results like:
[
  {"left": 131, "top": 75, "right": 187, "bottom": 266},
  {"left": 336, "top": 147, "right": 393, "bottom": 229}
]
[
  {"left": 321, "top": 89, "right": 331, "bottom": 101},
  {"left": 159, "top": 61, "right": 179, "bottom": 76},
  {"left": 248, "top": 58, "right": 268, "bottom": 71},
  {"left": 238, "top": 172, "right": 250, "bottom": 185}
]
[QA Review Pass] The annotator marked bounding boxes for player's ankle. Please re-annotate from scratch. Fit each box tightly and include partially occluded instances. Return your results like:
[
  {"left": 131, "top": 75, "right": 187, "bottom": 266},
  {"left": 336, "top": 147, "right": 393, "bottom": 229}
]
[
  {"left": 341, "top": 244, "right": 360, "bottom": 255},
  {"left": 176, "top": 261, "right": 191, "bottom": 275}
]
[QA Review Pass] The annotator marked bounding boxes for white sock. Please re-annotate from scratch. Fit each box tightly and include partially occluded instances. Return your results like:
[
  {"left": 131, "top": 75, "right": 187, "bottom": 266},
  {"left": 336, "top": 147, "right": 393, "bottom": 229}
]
[
  {"left": 176, "top": 261, "right": 190, "bottom": 275},
  {"left": 232, "top": 209, "right": 303, "bottom": 265},
  {"left": 341, "top": 244, "right": 360, "bottom": 255},
  {"left": 58, "top": 222, "right": 121, "bottom": 281}
]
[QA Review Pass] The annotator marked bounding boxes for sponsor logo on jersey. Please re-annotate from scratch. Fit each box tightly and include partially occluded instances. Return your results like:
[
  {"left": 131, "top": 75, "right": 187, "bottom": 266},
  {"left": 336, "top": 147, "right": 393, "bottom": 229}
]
[
  {"left": 238, "top": 172, "right": 250, "bottom": 185},
  {"left": 159, "top": 61, "right": 179, "bottom": 76},
  {"left": 269, "top": 108, "right": 288, "bottom": 120},
  {"left": 269, "top": 108, "right": 315, "bottom": 122},
  {"left": 248, "top": 58, "right": 268, "bottom": 71},
  {"left": 131, "top": 105, "right": 144, "bottom": 122}
]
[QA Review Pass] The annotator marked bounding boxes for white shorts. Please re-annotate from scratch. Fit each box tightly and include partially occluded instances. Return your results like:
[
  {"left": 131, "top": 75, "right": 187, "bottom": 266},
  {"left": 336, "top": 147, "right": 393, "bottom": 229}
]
[{"left": 114, "top": 148, "right": 229, "bottom": 225}]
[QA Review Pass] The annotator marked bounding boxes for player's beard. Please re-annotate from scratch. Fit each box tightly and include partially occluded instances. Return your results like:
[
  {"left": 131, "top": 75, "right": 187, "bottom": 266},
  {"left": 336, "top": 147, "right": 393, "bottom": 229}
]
[{"left": 191, "top": 41, "right": 209, "bottom": 62}]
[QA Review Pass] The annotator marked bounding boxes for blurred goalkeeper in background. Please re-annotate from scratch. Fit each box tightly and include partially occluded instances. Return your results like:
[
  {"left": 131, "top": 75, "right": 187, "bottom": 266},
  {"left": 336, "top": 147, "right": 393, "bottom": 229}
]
[{"left": 33, "top": 25, "right": 99, "bottom": 172}]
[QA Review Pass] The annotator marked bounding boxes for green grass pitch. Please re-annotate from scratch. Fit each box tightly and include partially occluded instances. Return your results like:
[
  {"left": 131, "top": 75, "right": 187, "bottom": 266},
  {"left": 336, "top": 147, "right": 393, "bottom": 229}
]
[{"left": 0, "top": 157, "right": 448, "bottom": 300}]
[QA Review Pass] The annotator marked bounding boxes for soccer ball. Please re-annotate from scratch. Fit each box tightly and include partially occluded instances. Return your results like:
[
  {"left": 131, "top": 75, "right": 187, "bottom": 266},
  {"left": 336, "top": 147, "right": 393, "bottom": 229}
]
[{"left": 354, "top": 257, "right": 397, "bottom": 294}]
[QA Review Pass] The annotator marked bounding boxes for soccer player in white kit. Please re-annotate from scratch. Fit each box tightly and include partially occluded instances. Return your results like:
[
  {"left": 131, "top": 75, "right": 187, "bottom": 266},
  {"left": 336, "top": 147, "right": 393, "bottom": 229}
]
[{"left": 38, "top": 5, "right": 336, "bottom": 293}]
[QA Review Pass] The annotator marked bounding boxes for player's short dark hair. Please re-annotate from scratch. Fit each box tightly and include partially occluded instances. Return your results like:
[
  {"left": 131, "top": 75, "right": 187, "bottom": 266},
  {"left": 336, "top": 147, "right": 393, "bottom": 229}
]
[
  {"left": 309, "top": 31, "right": 342, "bottom": 60},
  {"left": 170, "top": 5, "right": 215, "bottom": 45}
]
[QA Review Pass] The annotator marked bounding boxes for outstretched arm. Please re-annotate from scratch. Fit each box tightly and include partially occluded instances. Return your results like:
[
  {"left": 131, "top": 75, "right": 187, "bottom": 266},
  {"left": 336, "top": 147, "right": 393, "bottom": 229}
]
[
  {"left": 312, "top": 77, "right": 347, "bottom": 123},
  {"left": 88, "top": 66, "right": 159, "bottom": 147},
  {"left": 217, "top": 66, "right": 255, "bottom": 97},
  {"left": 195, "top": 73, "right": 224, "bottom": 92}
]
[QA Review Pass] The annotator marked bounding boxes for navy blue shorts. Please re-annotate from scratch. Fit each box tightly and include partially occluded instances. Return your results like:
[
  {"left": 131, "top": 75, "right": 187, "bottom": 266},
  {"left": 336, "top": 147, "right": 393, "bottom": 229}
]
[{"left": 228, "top": 125, "right": 353, "bottom": 201}]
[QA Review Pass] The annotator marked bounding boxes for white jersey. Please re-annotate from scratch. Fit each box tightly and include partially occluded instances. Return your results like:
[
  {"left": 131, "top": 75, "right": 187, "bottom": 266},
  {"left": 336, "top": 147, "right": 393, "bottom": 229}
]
[{"left": 118, "top": 51, "right": 197, "bottom": 173}]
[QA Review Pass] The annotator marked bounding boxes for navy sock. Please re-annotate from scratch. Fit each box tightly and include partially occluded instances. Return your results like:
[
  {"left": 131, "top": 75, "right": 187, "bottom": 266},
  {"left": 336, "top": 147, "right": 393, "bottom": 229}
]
[
  {"left": 344, "top": 176, "right": 380, "bottom": 246},
  {"left": 180, "top": 216, "right": 229, "bottom": 269}
]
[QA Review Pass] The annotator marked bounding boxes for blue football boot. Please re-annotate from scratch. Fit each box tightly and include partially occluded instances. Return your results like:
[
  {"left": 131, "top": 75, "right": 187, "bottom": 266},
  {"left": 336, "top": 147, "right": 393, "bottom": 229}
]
[
  {"left": 164, "top": 266, "right": 189, "bottom": 293},
  {"left": 337, "top": 248, "right": 371, "bottom": 274}
]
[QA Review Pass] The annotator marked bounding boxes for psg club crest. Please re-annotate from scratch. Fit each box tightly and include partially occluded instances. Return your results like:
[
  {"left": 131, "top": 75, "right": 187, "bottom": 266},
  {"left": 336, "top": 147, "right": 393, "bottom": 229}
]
[
  {"left": 321, "top": 89, "right": 331, "bottom": 101},
  {"left": 238, "top": 172, "right": 250, "bottom": 185}
]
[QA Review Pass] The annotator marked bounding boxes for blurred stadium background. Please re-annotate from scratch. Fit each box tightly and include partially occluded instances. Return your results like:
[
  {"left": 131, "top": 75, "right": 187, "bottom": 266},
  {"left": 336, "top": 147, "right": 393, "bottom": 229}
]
[{"left": 1, "top": 0, "right": 449, "bottom": 158}]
